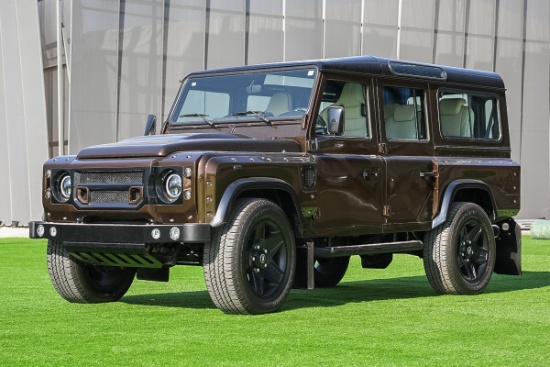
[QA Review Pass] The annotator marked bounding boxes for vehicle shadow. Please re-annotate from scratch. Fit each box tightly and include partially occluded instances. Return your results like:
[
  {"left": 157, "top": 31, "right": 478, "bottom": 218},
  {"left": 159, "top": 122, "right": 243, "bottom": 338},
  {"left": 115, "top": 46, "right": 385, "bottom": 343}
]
[{"left": 121, "top": 271, "right": 550, "bottom": 311}]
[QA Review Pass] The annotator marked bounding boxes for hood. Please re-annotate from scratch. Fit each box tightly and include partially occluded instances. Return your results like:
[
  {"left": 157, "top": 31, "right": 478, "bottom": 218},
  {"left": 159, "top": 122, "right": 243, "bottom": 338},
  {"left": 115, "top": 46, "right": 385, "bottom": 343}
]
[{"left": 76, "top": 133, "right": 301, "bottom": 159}]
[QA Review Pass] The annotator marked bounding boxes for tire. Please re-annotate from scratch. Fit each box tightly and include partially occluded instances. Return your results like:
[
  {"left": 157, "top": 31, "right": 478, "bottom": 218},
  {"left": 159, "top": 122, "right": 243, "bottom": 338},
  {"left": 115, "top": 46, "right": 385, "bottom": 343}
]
[
  {"left": 203, "top": 198, "right": 296, "bottom": 314},
  {"left": 314, "top": 256, "right": 350, "bottom": 287},
  {"left": 47, "top": 240, "right": 136, "bottom": 303},
  {"left": 423, "top": 202, "right": 496, "bottom": 295}
]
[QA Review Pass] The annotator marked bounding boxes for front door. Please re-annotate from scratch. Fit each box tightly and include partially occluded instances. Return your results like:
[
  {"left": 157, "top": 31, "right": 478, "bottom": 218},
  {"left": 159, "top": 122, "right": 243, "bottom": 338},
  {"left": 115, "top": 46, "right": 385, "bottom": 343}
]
[{"left": 312, "top": 77, "right": 385, "bottom": 235}]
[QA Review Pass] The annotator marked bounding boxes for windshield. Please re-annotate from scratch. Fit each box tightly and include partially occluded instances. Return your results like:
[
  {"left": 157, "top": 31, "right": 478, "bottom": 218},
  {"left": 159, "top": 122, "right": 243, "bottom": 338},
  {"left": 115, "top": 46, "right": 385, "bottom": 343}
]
[{"left": 171, "top": 68, "right": 317, "bottom": 125}]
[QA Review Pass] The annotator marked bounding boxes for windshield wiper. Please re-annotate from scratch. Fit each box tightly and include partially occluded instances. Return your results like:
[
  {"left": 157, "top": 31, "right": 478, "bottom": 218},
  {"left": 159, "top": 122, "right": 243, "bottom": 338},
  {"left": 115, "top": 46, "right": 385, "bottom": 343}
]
[
  {"left": 231, "top": 111, "right": 272, "bottom": 124},
  {"left": 179, "top": 113, "right": 215, "bottom": 127}
]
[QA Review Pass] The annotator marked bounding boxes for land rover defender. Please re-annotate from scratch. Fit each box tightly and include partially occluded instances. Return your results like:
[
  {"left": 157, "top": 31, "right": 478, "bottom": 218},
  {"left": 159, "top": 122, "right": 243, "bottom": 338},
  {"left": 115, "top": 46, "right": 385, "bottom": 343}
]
[{"left": 30, "top": 56, "right": 521, "bottom": 314}]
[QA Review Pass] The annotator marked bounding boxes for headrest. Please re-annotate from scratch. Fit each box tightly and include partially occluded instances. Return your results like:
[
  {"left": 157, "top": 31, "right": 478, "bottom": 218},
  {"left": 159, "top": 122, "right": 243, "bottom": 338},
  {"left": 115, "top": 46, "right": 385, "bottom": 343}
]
[
  {"left": 337, "top": 83, "right": 363, "bottom": 107},
  {"left": 266, "top": 93, "right": 291, "bottom": 115},
  {"left": 440, "top": 98, "right": 467, "bottom": 115},
  {"left": 393, "top": 105, "right": 416, "bottom": 122}
]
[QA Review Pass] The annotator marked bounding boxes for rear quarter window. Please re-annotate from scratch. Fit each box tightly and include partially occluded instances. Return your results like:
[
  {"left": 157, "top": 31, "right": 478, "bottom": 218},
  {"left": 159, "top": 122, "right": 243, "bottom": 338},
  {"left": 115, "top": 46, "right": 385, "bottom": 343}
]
[{"left": 438, "top": 90, "right": 501, "bottom": 141}]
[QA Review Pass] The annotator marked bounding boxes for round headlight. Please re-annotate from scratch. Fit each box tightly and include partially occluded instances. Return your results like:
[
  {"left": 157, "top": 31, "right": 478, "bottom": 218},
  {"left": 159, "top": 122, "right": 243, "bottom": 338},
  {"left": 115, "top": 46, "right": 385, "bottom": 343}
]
[
  {"left": 59, "top": 175, "right": 72, "bottom": 202},
  {"left": 164, "top": 173, "right": 182, "bottom": 201}
]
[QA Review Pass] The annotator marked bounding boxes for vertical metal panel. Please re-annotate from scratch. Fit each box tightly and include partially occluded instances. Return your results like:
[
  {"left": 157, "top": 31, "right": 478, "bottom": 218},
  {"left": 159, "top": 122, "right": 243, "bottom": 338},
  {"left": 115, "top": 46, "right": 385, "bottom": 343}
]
[
  {"left": 247, "top": 0, "right": 284, "bottom": 64},
  {"left": 206, "top": 0, "right": 246, "bottom": 69},
  {"left": 116, "top": 0, "right": 164, "bottom": 141},
  {"left": 324, "top": 0, "right": 362, "bottom": 58},
  {"left": 362, "top": 0, "right": 399, "bottom": 58},
  {"left": 0, "top": 1, "right": 49, "bottom": 225},
  {"left": 163, "top": 0, "right": 206, "bottom": 118},
  {"left": 519, "top": 0, "right": 550, "bottom": 218},
  {"left": 68, "top": 0, "right": 119, "bottom": 153},
  {"left": 464, "top": 0, "right": 496, "bottom": 70},
  {"left": 434, "top": 0, "right": 467, "bottom": 67},
  {"left": 398, "top": 0, "right": 436, "bottom": 62},
  {"left": 284, "top": 0, "right": 323, "bottom": 61}
]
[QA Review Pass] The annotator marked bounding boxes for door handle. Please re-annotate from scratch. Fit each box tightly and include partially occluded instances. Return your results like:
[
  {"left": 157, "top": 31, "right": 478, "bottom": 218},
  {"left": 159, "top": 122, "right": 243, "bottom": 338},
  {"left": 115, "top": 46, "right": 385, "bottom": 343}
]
[{"left": 363, "top": 169, "right": 378, "bottom": 179}]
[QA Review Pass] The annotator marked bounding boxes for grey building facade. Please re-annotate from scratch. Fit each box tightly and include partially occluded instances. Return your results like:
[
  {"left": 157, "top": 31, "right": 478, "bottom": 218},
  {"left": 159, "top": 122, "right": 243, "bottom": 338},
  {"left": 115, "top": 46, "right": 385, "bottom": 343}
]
[{"left": 1, "top": 0, "right": 549, "bottom": 225}]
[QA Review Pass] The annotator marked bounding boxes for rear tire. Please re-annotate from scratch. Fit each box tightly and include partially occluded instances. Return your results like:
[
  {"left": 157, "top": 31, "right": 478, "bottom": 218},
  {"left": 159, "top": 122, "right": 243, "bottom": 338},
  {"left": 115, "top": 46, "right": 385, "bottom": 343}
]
[
  {"left": 314, "top": 256, "right": 350, "bottom": 287},
  {"left": 423, "top": 202, "right": 496, "bottom": 295},
  {"left": 47, "top": 240, "right": 136, "bottom": 303},
  {"left": 203, "top": 198, "right": 296, "bottom": 314}
]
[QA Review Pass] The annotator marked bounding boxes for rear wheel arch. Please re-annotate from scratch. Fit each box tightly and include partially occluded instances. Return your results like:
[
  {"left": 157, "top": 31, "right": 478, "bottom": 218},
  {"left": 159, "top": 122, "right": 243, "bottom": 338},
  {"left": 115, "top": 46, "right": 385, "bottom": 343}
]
[{"left": 432, "top": 180, "right": 497, "bottom": 229}]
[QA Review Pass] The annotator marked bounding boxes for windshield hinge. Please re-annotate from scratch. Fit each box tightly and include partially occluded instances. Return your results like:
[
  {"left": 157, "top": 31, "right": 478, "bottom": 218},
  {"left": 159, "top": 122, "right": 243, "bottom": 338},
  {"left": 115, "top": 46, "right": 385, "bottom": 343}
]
[
  {"left": 377, "top": 143, "right": 387, "bottom": 155},
  {"left": 383, "top": 205, "right": 391, "bottom": 217},
  {"left": 308, "top": 139, "right": 319, "bottom": 152}
]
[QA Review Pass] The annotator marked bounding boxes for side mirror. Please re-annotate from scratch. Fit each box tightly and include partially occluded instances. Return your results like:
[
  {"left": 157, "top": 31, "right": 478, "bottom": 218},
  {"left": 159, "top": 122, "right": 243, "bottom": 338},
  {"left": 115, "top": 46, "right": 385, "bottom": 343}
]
[
  {"left": 327, "top": 106, "right": 344, "bottom": 135},
  {"left": 145, "top": 114, "right": 156, "bottom": 136}
]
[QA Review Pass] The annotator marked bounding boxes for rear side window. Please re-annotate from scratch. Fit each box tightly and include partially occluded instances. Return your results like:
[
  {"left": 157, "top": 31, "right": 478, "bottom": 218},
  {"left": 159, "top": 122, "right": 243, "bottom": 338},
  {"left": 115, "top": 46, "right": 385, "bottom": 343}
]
[
  {"left": 438, "top": 91, "right": 500, "bottom": 141},
  {"left": 383, "top": 86, "right": 427, "bottom": 141}
]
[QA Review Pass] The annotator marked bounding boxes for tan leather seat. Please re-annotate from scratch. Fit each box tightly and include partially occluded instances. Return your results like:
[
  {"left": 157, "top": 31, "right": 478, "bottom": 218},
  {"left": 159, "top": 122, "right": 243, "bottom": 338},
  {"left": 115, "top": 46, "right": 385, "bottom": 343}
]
[
  {"left": 265, "top": 93, "right": 292, "bottom": 116},
  {"left": 326, "top": 83, "right": 367, "bottom": 137},
  {"left": 439, "top": 98, "right": 473, "bottom": 137},
  {"left": 385, "top": 104, "right": 417, "bottom": 140}
]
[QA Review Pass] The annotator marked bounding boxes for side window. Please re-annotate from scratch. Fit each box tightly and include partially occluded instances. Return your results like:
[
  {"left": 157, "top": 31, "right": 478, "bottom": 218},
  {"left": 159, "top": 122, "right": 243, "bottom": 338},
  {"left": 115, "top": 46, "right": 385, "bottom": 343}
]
[
  {"left": 438, "top": 91, "right": 500, "bottom": 141},
  {"left": 177, "top": 90, "right": 229, "bottom": 122},
  {"left": 383, "top": 86, "right": 427, "bottom": 141},
  {"left": 317, "top": 80, "right": 369, "bottom": 138}
]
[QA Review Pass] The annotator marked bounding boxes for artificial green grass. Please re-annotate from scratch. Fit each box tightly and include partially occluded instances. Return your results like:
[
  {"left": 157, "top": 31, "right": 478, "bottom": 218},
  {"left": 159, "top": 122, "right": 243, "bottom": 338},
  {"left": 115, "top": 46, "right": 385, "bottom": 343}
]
[{"left": 1, "top": 237, "right": 549, "bottom": 366}]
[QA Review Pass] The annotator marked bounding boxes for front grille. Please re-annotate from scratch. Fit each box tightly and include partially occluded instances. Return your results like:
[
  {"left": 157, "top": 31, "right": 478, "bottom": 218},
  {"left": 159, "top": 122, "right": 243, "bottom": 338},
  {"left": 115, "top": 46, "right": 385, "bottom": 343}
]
[
  {"left": 90, "top": 191, "right": 129, "bottom": 204},
  {"left": 74, "top": 170, "right": 146, "bottom": 206},
  {"left": 74, "top": 170, "right": 143, "bottom": 185}
]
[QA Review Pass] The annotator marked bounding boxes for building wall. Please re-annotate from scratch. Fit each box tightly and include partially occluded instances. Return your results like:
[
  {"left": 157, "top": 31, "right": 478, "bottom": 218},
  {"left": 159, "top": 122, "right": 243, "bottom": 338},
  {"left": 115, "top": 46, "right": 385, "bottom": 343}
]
[
  {"left": 0, "top": 1, "right": 49, "bottom": 226},
  {"left": 1, "top": 0, "right": 548, "bottom": 225}
]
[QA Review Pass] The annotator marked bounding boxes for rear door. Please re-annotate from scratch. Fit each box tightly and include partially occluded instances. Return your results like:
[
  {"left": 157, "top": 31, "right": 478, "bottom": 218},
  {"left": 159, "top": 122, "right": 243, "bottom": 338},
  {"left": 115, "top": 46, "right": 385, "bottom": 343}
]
[{"left": 377, "top": 81, "right": 435, "bottom": 227}]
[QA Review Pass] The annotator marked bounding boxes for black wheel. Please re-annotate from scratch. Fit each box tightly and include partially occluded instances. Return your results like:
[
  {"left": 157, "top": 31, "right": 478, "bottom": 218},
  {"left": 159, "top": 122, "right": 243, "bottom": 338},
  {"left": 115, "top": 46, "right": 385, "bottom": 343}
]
[
  {"left": 314, "top": 256, "right": 350, "bottom": 287},
  {"left": 423, "top": 202, "right": 496, "bottom": 295},
  {"left": 47, "top": 240, "right": 136, "bottom": 303},
  {"left": 203, "top": 198, "right": 296, "bottom": 314}
]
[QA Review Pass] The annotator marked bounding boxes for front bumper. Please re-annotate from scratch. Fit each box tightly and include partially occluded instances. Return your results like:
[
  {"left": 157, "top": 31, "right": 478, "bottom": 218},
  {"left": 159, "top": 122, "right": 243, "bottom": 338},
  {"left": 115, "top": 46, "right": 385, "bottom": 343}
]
[{"left": 29, "top": 221, "right": 211, "bottom": 244}]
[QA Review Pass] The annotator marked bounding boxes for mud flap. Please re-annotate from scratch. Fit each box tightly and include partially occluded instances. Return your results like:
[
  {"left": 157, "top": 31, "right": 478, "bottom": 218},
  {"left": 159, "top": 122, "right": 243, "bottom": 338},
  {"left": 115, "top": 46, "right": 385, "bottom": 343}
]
[
  {"left": 494, "top": 218, "right": 522, "bottom": 275},
  {"left": 293, "top": 241, "right": 315, "bottom": 289}
]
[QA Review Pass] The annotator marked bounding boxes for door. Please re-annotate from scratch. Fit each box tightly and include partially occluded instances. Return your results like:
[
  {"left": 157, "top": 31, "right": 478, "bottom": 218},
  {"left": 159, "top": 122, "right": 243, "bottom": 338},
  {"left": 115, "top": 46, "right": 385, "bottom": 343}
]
[
  {"left": 312, "top": 77, "right": 386, "bottom": 234},
  {"left": 378, "top": 82, "right": 435, "bottom": 227}
]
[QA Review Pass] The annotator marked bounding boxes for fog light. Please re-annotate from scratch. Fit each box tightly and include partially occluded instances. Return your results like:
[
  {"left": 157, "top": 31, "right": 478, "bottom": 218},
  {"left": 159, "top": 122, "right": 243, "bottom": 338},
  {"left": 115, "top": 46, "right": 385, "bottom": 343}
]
[
  {"left": 169, "top": 227, "right": 180, "bottom": 241},
  {"left": 49, "top": 226, "right": 57, "bottom": 237},
  {"left": 151, "top": 228, "right": 161, "bottom": 240},
  {"left": 502, "top": 223, "right": 510, "bottom": 231},
  {"left": 36, "top": 225, "right": 45, "bottom": 237}
]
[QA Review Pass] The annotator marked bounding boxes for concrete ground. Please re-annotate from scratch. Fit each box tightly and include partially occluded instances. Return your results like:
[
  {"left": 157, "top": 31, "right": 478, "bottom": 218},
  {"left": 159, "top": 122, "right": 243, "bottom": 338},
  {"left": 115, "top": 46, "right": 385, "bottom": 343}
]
[{"left": 0, "top": 227, "right": 29, "bottom": 238}]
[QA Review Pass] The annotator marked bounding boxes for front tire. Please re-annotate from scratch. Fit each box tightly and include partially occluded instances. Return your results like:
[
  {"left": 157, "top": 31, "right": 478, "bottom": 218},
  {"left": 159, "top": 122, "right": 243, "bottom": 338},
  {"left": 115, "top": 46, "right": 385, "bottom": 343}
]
[
  {"left": 423, "top": 202, "right": 496, "bottom": 295},
  {"left": 203, "top": 198, "right": 296, "bottom": 314},
  {"left": 47, "top": 240, "right": 136, "bottom": 303}
]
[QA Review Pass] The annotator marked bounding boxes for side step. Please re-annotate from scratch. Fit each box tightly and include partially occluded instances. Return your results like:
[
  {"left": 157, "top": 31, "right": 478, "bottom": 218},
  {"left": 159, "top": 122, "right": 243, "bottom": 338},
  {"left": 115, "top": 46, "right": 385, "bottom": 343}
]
[{"left": 314, "top": 240, "right": 423, "bottom": 258}]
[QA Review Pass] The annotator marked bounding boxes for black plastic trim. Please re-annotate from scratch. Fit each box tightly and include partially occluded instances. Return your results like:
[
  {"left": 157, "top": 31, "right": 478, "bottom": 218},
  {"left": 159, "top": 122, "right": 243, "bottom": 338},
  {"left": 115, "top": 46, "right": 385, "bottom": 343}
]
[{"left": 29, "top": 221, "right": 210, "bottom": 244}]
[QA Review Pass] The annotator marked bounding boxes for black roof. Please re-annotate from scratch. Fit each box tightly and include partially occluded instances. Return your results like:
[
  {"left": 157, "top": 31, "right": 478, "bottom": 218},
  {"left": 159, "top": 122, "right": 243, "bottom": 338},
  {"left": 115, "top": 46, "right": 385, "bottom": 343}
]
[{"left": 187, "top": 55, "right": 505, "bottom": 89}]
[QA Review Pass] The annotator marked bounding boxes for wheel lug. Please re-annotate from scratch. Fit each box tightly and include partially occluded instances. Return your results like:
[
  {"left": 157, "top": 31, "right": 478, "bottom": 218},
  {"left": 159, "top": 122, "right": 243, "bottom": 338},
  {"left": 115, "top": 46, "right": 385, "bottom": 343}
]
[
  {"left": 254, "top": 268, "right": 261, "bottom": 273},
  {"left": 264, "top": 264, "right": 268, "bottom": 268},
  {"left": 252, "top": 256, "right": 256, "bottom": 262},
  {"left": 253, "top": 245, "right": 260, "bottom": 250}
]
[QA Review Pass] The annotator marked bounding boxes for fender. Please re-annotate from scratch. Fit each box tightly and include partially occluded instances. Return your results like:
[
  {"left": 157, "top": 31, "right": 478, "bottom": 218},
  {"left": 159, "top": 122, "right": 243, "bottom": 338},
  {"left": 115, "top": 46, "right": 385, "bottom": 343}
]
[
  {"left": 432, "top": 179, "right": 498, "bottom": 229},
  {"left": 210, "top": 177, "right": 304, "bottom": 231}
]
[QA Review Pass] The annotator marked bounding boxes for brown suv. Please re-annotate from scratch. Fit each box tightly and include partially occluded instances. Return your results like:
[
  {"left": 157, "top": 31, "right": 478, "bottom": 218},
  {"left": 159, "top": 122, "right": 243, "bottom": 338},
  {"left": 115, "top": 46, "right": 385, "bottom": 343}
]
[{"left": 30, "top": 56, "right": 521, "bottom": 314}]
